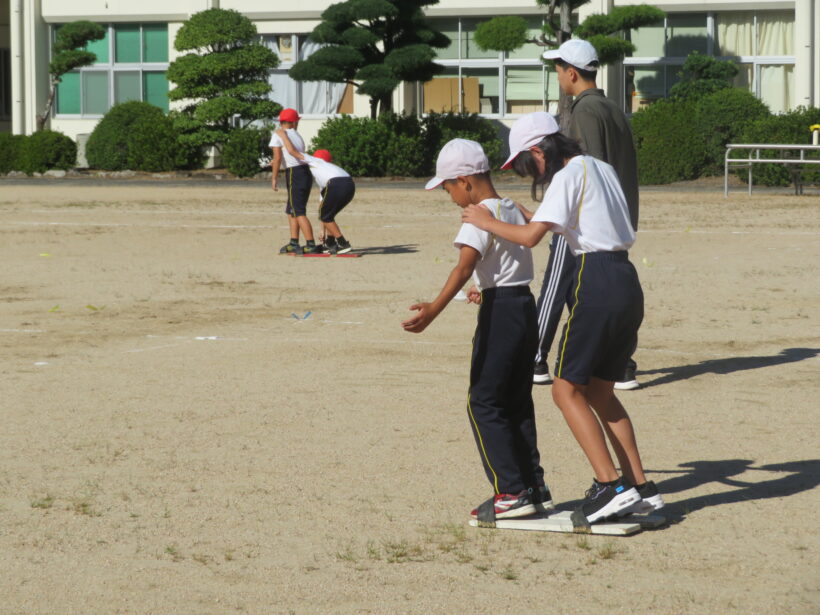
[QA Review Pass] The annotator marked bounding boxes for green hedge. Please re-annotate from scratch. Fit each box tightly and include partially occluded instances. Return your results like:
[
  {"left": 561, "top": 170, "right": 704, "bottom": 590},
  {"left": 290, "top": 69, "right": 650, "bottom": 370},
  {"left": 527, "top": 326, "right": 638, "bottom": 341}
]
[
  {"left": 86, "top": 101, "right": 183, "bottom": 172},
  {"left": 309, "top": 112, "right": 502, "bottom": 177},
  {"left": 17, "top": 130, "right": 77, "bottom": 175},
  {"left": 632, "top": 87, "right": 773, "bottom": 184},
  {"left": 223, "top": 127, "right": 271, "bottom": 178},
  {"left": 0, "top": 133, "right": 26, "bottom": 174},
  {"left": 736, "top": 107, "right": 820, "bottom": 186}
]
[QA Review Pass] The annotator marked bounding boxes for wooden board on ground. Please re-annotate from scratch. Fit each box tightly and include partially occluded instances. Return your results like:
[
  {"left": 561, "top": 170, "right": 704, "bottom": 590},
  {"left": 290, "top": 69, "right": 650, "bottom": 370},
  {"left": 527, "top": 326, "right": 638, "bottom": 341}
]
[
  {"left": 300, "top": 253, "right": 361, "bottom": 258},
  {"left": 468, "top": 511, "right": 666, "bottom": 536}
]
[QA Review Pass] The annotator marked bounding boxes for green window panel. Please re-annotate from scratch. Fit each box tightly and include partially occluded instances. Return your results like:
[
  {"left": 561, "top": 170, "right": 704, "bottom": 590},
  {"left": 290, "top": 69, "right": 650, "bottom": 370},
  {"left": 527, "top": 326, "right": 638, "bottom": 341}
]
[
  {"left": 83, "top": 71, "right": 109, "bottom": 115},
  {"left": 86, "top": 29, "right": 110, "bottom": 64},
  {"left": 56, "top": 71, "right": 81, "bottom": 114},
  {"left": 143, "top": 71, "right": 169, "bottom": 112},
  {"left": 434, "top": 19, "right": 460, "bottom": 60},
  {"left": 463, "top": 19, "right": 497, "bottom": 59},
  {"left": 505, "top": 66, "right": 543, "bottom": 113},
  {"left": 115, "top": 25, "right": 141, "bottom": 63},
  {"left": 115, "top": 71, "right": 141, "bottom": 104},
  {"left": 507, "top": 18, "right": 544, "bottom": 60},
  {"left": 629, "top": 20, "right": 665, "bottom": 57},
  {"left": 666, "top": 13, "right": 708, "bottom": 57},
  {"left": 143, "top": 24, "right": 168, "bottom": 63}
]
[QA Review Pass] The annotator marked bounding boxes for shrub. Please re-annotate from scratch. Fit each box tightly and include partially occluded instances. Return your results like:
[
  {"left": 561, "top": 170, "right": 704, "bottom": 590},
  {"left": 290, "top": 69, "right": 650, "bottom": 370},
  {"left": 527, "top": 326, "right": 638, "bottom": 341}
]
[
  {"left": 736, "top": 106, "right": 820, "bottom": 186},
  {"left": 0, "top": 133, "right": 26, "bottom": 174},
  {"left": 632, "top": 98, "right": 706, "bottom": 184},
  {"left": 223, "top": 127, "right": 271, "bottom": 177},
  {"left": 86, "top": 101, "right": 181, "bottom": 171},
  {"left": 310, "top": 112, "right": 501, "bottom": 177},
  {"left": 17, "top": 130, "right": 76, "bottom": 175}
]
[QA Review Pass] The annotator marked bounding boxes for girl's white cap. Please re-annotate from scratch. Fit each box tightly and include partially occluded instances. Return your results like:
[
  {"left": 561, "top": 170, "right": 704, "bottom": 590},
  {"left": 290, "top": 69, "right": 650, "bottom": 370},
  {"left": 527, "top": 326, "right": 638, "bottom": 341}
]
[
  {"left": 425, "top": 139, "right": 490, "bottom": 190},
  {"left": 501, "top": 112, "right": 560, "bottom": 170}
]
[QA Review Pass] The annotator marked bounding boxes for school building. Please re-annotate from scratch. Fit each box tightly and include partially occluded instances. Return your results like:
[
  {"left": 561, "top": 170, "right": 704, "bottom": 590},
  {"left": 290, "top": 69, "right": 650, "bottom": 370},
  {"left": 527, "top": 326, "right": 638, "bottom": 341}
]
[{"left": 2, "top": 0, "right": 818, "bottom": 147}]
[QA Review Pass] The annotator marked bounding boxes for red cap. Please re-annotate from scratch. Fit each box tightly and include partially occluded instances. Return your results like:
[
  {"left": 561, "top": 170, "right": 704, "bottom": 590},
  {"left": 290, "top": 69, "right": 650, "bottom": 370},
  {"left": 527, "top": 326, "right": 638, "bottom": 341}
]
[
  {"left": 279, "top": 108, "right": 300, "bottom": 122},
  {"left": 313, "top": 149, "right": 332, "bottom": 162}
]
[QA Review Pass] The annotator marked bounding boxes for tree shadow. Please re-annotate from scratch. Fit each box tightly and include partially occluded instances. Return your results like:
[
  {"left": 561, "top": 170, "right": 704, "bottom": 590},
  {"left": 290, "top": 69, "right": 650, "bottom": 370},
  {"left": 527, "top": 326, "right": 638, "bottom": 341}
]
[
  {"left": 355, "top": 244, "right": 418, "bottom": 255},
  {"left": 649, "top": 459, "right": 820, "bottom": 523},
  {"left": 638, "top": 347, "right": 819, "bottom": 388}
]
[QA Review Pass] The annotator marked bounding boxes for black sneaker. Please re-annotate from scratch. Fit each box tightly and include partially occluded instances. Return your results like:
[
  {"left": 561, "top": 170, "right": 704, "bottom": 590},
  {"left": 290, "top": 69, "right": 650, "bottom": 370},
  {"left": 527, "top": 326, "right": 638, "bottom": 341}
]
[
  {"left": 322, "top": 242, "right": 338, "bottom": 254},
  {"left": 532, "top": 484, "right": 555, "bottom": 513},
  {"left": 336, "top": 238, "right": 352, "bottom": 254},
  {"left": 533, "top": 362, "right": 552, "bottom": 385},
  {"left": 279, "top": 242, "right": 302, "bottom": 255},
  {"left": 470, "top": 490, "right": 535, "bottom": 520},
  {"left": 302, "top": 244, "right": 324, "bottom": 255},
  {"left": 614, "top": 363, "right": 640, "bottom": 390},
  {"left": 621, "top": 480, "right": 665, "bottom": 515},
  {"left": 578, "top": 478, "right": 640, "bottom": 524}
]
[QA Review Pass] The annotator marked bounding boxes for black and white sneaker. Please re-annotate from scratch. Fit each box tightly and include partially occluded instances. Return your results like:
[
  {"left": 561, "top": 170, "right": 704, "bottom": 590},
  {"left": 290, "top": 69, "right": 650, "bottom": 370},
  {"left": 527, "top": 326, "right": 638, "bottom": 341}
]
[
  {"left": 578, "top": 478, "right": 640, "bottom": 524},
  {"left": 621, "top": 480, "right": 665, "bottom": 515},
  {"left": 614, "top": 363, "right": 640, "bottom": 390},
  {"left": 336, "top": 238, "right": 352, "bottom": 254},
  {"left": 533, "top": 362, "right": 552, "bottom": 385}
]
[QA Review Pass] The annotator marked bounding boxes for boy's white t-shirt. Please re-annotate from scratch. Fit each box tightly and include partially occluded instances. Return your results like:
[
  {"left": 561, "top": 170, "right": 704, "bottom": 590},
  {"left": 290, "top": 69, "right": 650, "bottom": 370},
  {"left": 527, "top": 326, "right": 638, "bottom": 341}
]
[
  {"left": 301, "top": 154, "right": 350, "bottom": 189},
  {"left": 454, "top": 197, "right": 534, "bottom": 290},
  {"left": 269, "top": 129, "right": 307, "bottom": 168},
  {"left": 531, "top": 155, "right": 635, "bottom": 256}
]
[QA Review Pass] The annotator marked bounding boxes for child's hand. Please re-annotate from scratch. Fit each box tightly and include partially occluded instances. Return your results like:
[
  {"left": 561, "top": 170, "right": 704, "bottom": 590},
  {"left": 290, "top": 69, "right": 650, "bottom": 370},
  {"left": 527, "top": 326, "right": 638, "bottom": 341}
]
[
  {"left": 466, "top": 285, "right": 482, "bottom": 304},
  {"left": 462, "top": 203, "right": 492, "bottom": 229},
  {"left": 402, "top": 302, "right": 437, "bottom": 333}
]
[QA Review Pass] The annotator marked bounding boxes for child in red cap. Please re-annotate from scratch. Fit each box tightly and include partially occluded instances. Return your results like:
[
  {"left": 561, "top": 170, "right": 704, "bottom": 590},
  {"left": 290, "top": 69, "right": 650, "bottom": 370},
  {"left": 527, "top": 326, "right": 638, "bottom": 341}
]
[{"left": 270, "top": 108, "right": 322, "bottom": 255}]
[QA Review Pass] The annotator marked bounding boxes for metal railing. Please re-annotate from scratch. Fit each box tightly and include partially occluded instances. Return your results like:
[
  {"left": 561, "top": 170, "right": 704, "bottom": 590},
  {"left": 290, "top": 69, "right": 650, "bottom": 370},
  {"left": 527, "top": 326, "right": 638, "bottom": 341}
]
[{"left": 724, "top": 144, "right": 820, "bottom": 196}]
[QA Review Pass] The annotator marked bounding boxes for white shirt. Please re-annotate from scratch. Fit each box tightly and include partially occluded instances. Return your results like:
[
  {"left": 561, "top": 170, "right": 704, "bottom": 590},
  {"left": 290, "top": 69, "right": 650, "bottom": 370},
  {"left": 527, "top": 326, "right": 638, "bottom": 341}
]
[
  {"left": 531, "top": 156, "right": 635, "bottom": 255},
  {"left": 269, "top": 129, "right": 307, "bottom": 168},
  {"left": 454, "top": 197, "right": 534, "bottom": 290},
  {"left": 301, "top": 154, "right": 350, "bottom": 189}
]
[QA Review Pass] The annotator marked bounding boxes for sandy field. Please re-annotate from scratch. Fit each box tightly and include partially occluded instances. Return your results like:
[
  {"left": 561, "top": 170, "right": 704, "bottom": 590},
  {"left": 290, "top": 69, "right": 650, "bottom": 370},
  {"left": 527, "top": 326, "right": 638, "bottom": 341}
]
[{"left": 0, "top": 177, "right": 818, "bottom": 615}]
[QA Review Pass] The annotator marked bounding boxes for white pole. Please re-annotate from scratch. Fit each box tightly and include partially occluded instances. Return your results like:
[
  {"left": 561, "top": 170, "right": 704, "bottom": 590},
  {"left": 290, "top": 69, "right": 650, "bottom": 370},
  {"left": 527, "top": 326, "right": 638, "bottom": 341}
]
[{"left": 10, "top": 0, "right": 24, "bottom": 134}]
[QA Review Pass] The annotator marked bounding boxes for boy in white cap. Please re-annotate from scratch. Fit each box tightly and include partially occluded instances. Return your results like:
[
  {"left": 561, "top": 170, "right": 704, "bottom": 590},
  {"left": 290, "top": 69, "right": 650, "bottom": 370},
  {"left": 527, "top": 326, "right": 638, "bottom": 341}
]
[
  {"left": 402, "top": 138, "right": 552, "bottom": 522},
  {"left": 535, "top": 39, "right": 641, "bottom": 390},
  {"left": 270, "top": 108, "right": 322, "bottom": 255},
  {"left": 464, "top": 113, "right": 663, "bottom": 524}
]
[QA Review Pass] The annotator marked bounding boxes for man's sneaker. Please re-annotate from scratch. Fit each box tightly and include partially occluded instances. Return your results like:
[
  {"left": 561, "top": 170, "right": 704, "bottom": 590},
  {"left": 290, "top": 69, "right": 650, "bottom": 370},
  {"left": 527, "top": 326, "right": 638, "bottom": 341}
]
[
  {"left": 279, "top": 242, "right": 302, "bottom": 255},
  {"left": 578, "top": 477, "right": 640, "bottom": 524},
  {"left": 336, "top": 238, "right": 352, "bottom": 254},
  {"left": 302, "top": 244, "right": 324, "bottom": 255},
  {"left": 621, "top": 480, "right": 665, "bottom": 515},
  {"left": 614, "top": 363, "right": 640, "bottom": 390},
  {"left": 470, "top": 490, "right": 535, "bottom": 520},
  {"left": 532, "top": 484, "right": 555, "bottom": 513},
  {"left": 533, "top": 362, "right": 552, "bottom": 385},
  {"left": 322, "top": 242, "right": 338, "bottom": 254}
]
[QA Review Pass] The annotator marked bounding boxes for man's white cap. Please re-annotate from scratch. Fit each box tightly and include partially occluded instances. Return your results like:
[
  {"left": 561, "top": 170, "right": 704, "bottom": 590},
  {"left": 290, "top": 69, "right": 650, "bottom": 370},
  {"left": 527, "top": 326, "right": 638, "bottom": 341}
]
[
  {"left": 542, "top": 39, "right": 599, "bottom": 71},
  {"left": 500, "top": 112, "right": 560, "bottom": 170},
  {"left": 425, "top": 138, "right": 490, "bottom": 190}
]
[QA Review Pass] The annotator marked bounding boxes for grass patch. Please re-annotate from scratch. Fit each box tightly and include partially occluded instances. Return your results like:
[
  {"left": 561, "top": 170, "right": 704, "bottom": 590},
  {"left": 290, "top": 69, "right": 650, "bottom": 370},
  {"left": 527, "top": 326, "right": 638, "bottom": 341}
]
[{"left": 31, "top": 495, "right": 55, "bottom": 509}]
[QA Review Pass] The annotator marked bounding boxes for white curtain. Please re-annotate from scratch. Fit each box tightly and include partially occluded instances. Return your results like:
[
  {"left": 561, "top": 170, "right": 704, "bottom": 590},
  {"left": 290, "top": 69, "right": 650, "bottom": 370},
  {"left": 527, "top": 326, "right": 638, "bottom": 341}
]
[
  {"left": 758, "top": 11, "right": 793, "bottom": 56},
  {"left": 716, "top": 12, "right": 755, "bottom": 56},
  {"left": 760, "top": 65, "right": 793, "bottom": 114}
]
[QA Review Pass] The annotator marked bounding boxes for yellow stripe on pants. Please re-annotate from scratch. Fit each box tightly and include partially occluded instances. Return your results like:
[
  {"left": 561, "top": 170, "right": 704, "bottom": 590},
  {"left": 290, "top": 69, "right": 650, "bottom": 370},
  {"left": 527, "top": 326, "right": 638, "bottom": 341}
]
[{"left": 557, "top": 253, "right": 586, "bottom": 378}]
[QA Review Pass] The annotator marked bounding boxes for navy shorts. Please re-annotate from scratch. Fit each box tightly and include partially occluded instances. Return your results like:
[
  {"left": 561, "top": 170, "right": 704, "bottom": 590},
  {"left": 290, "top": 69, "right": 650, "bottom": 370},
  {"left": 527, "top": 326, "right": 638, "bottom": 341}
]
[
  {"left": 554, "top": 251, "right": 643, "bottom": 385},
  {"left": 284, "top": 164, "right": 312, "bottom": 217},
  {"left": 319, "top": 177, "right": 355, "bottom": 223}
]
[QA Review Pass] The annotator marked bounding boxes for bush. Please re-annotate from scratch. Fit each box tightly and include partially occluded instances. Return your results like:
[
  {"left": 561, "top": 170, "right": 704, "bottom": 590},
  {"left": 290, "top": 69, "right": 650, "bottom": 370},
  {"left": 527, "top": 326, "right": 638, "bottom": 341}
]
[
  {"left": 695, "top": 88, "right": 770, "bottom": 175},
  {"left": 223, "top": 127, "right": 271, "bottom": 177},
  {"left": 86, "top": 101, "right": 182, "bottom": 171},
  {"left": 17, "top": 130, "right": 77, "bottom": 175},
  {"left": 309, "top": 112, "right": 501, "bottom": 177},
  {"left": 632, "top": 98, "right": 706, "bottom": 184},
  {"left": 736, "top": 106, "right": 820, "bottom": 186},
  {"left": 0, "top": 133, "right": 25, "bottom": 174}
]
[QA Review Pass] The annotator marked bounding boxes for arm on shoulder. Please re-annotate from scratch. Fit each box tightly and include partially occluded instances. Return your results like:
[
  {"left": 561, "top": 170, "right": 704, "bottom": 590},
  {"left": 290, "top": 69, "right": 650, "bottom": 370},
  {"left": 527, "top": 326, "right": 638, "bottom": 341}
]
[
  {"left": 462, "top": 204, "right": 551, "bottom": 248},
  {"left": 275, "top": 128, "right": 305, "bottom": 161}
]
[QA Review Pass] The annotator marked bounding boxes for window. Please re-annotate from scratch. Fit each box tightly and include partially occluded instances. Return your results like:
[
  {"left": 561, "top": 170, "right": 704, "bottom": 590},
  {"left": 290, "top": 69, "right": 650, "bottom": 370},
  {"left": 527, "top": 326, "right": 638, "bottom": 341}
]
[
  {"left": 0, "top": 48, "right": 10, "bottom": 120},
  {"left": 422, "top": 17, "right": 553, "bottom": 117},
  {"left": 262, "top": 35, "right": 350, "bottom": 116},
  {"left": 55, "top": 23, "right": 170, "bottom": 117},
  {"left": 625, "top": 10, "right": 795, "bottom": 114}
]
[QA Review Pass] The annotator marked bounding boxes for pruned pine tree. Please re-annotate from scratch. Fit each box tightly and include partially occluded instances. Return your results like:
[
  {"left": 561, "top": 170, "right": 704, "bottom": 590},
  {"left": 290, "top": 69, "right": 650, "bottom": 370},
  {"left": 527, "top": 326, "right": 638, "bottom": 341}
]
[
  {"left": 167, "top": 8, "right": 281, "bottom": 153},
  {"left": 473, "top": 1, "right": 665, "bottom": 126},
  {"left": 289, "top": 0, "right": 450, "bottom": 119}
]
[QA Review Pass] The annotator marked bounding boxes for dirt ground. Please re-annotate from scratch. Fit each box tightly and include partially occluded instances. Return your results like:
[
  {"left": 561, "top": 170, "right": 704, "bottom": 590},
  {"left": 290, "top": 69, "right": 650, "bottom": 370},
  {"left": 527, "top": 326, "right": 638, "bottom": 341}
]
[{"left": 0, "top": 179, "right": 818, "bottom": 615}]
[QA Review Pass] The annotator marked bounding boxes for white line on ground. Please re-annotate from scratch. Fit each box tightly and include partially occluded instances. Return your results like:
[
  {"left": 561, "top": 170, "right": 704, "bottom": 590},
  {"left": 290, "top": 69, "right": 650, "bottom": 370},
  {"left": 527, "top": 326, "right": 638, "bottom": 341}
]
[{"left": 0, "top": 328, "right": 46, "bottom": 333}]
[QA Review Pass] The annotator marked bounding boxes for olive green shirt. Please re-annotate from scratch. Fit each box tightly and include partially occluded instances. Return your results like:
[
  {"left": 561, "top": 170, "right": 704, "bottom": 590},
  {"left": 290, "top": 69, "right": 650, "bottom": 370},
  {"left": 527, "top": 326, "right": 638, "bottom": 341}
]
[{"left": 568, "top": 88, "right": 640, "bottom": 230}]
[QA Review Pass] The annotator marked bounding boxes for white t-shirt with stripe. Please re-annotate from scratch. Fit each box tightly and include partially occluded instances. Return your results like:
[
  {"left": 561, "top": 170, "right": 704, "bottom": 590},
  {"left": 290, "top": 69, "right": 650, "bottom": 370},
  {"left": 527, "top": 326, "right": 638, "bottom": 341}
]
[
  {"left": 531, "top": 155, "right": 635, "bottom": 256},
  {"left": 269, "top": 129, "right": 308, "bottom": 169},
  {"left": 454, "top": 197, "right": 534, "bottom": 290}
]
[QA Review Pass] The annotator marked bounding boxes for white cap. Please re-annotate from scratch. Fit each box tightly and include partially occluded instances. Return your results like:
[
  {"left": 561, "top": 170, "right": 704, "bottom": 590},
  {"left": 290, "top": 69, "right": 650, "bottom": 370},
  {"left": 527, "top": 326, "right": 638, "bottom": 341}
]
[
  {"left": 501, "top": 112, "right": 560, "bottom": 170},
  {"left": 542, "top": 39, "right": 599, "bottom": 71},
  {"left": 425, "top": 139, "right": 490, "bottom": 190}
]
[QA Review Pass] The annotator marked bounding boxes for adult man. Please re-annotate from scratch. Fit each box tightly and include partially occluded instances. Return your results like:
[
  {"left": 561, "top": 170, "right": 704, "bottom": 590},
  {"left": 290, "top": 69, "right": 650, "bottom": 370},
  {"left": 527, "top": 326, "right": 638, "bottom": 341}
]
[{"left": 534, "top": 38, "right": 641, "bottom": 390}]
